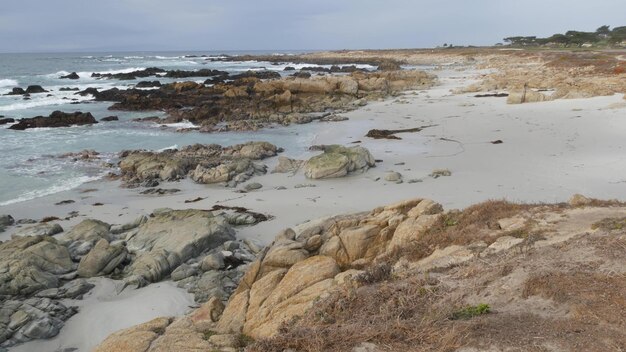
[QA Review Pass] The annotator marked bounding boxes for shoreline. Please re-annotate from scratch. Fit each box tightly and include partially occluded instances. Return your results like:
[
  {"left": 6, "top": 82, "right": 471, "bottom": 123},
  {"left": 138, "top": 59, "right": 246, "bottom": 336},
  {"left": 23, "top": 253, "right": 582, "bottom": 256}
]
[
  {"left": 2, "top": 67, "right": 625, "bottom": 245},
  {"left": 2, "top": 60, "right": 626, "bottom": 351}
]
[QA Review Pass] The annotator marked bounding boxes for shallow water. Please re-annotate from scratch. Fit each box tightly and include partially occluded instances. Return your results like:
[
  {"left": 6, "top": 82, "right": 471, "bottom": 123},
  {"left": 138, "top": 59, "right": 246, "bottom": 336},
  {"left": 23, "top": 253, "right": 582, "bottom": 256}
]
[{"left": 0, "top": 51, "right": 377, "bottom": 205}]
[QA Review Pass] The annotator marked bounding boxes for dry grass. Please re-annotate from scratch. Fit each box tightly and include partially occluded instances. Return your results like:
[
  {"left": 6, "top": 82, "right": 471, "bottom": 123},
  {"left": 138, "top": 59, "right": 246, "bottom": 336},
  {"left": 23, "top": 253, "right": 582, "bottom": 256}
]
[
  {"left": 394, "top": 200, "right": 540, "bottom": 262},
  {"left": 248, "top": 278, "right": 466, "bottom": 352}
]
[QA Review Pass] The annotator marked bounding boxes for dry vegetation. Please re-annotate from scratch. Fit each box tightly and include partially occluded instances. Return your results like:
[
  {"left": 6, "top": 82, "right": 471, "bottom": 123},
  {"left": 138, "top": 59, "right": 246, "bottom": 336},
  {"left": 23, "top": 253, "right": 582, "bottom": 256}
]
[{"left": 248, "top": 200, "right": 626, "bottom": 352}]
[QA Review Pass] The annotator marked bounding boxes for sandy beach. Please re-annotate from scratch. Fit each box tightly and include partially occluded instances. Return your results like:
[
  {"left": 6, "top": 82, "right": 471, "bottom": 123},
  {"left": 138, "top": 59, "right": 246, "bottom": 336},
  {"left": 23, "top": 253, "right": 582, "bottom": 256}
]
[{"left": 2, "top": 67, "right": 625, "bottom": 245}]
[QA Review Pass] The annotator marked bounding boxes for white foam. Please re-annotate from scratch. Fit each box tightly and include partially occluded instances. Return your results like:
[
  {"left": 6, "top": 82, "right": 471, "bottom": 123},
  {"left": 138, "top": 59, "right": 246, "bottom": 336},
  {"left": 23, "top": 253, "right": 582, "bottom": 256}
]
[
  {"left": 0, "top": 174, "right": 103, "bottom": 206},
  {"left": 156, "top": 144, "right": 178, "bottom": 152},
  {"left": 0, "top": 79, "right": 18, "bottom": 88},
  {"left": 124, "top": 56, "right": 144, "bottom": 59},
  {"left": 0, "top": 95, "right": 92, "bottom": 112}
]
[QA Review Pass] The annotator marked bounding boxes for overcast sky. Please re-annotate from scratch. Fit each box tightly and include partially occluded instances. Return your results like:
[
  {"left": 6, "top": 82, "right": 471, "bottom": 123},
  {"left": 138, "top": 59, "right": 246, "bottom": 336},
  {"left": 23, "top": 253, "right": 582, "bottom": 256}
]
[{"left": 1, "top": 0, "right": 625, "bottom": 53}]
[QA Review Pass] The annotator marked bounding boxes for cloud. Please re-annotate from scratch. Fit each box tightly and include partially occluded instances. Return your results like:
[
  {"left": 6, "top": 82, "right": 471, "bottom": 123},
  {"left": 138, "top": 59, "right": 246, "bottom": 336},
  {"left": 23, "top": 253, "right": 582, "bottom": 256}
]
[{"left": 0, "top": 0, "right": 625, "bottom": 52}]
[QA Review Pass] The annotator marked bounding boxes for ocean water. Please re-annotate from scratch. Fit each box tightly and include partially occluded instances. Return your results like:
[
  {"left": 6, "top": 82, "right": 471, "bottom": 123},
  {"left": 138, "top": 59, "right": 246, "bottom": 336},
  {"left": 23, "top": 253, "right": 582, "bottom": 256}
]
[{"left": 0, "top": 51, "right": 377, "bottom": 206}]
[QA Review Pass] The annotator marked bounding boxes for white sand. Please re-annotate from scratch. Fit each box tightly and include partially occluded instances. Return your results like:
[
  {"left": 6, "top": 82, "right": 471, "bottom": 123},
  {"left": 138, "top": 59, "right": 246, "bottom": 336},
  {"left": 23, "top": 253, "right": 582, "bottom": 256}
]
[
  {"left": 10, "top": 279, "right": 194, "bottom": 352},
  {"left": 3, "top": 67, "right": 626, "bottom": 351}
]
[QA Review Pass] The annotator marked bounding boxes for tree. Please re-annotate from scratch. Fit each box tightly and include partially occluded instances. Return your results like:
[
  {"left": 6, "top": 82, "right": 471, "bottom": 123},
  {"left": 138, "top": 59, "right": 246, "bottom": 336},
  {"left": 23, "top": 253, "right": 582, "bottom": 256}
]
[{"left": 596, "top": 25, "right": 611, "bottom": 35}]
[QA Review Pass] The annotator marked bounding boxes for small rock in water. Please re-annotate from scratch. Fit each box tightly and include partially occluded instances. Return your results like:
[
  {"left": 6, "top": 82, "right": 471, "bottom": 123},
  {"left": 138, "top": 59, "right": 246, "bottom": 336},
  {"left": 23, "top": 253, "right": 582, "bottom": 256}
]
[{"left": 0, "top": 214, "right": 15, "bottom": 227}]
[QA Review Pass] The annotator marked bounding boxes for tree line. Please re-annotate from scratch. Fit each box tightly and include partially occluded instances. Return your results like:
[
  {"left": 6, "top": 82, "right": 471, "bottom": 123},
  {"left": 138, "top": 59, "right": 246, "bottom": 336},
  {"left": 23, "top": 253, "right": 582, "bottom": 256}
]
[{"left": 503, "top": 25, "right": 626, "bottom": 47}]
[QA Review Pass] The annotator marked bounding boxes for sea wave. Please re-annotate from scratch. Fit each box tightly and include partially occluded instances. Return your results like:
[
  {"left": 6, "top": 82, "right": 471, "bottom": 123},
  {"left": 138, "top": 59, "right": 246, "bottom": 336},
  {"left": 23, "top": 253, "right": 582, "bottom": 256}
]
[
  {"left": 44, "top": 67, "right": 147, "bottom": 80},
  {"left": 0, "top": 96, "right": 92, "bottom": 112},
  {"left": 0, "top": 174, "right": 103, "bottom": 206},
  {"left": 0, "top": 79, "right": 18, "bottom": 88},
  {"left": 156, "top": 144, "right": 179, "bottom": 152}
]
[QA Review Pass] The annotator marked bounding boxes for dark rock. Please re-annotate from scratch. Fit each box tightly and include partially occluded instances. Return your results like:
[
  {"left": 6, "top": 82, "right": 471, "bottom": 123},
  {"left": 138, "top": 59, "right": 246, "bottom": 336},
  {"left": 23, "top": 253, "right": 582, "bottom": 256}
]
[
  {"left": 5, "top": 87, "right": 26, "bottom": 95},
  {"left": 0, "top": 118, "right": 15, "bottom": 125},
  {"left": 284, "top": 66, "right": 296, "bottom": 71},
  {"left": 139, "top": 188, "right": 181, "bottom": 195},
  {"left": 292, "top": 71, "right": 311, "bottom": 79},
  {"left": 475, "top": 93, "right": 509, "bottom": 98},
  {"left": 75, "top": 87, "right": 99, "bottom": 97},
  {"left": 100, "top": 116, "right": 119, "bottom": 122},
  {"left": 136, "top": 81, "right": 161, "bottom": 88},
  {"left": 91, "top": 67, "right": 166, "bottom": 80},
  {"left": 0, "top": 214, "right": 14, "bottom": 227},
  {"left": 59, "top": 87, "right": 79, "bottom": 91},
  {"left": 54, "top": 200, "right": 75, "bottom": 206},
  {"left": 25, "top": 85, "right": 48, "bottom": 94},
  {"left": 60, "top": 72, "right": 80, "bottom": 79},
  {"left": 9, "top": 111, "right": 98, "bottom": 130}
]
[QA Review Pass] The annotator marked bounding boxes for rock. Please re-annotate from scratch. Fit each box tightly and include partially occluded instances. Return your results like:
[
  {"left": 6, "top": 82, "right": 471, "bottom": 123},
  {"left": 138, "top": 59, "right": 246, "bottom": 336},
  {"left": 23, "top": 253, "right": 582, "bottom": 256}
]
[
  {"left": 190, "top": 296, "right": 224, "bottom": 324},
  {"left": 384, "top": 171, "right": 402, "bottom": 182},
  {"left": 6, "top": 87, "right": 26, "bottom": 95},
  {"left": 569, "top": 194, "right": 593, "bottom": 207},
  {"left": 110, "top": 215, "right": 148, "bottom": 234},
  {"left": 170, "top": 263, "right": 198, "bottom": 281},
  {"left": 13, "top": 223, "right": 63, "bottom": 237},
  {"left": 0, "top": 117, "right": 16, "bottom": 125},
  {"left": 62, "top": 219, "right": 112, "bottom": 259},
  {"left": 25, "top": 85, "right": 48, "bottom": 94},
  {"left": 0, "top": 214, "right": 14, "bottom": 227},
  {"left": 60, "top": 72, "right": 80, "bottom": 79},
  {"left": 136, "top": 81, "right": 161, "bottom": 88},
  {"left": 244, "top": 182, "right": 263, "bottom": 191},
  {"left": 9, "top": 111, "right": 98, "bottom": 130},
  {"left": 388, "top": 214, "right": 442, "bottom": 251},
  {"left": 201, "top": 252, "right": 225, "bottom": 271},
  {"left": 507, "top": 90, "right": 550, "bottom": 104},
  {"left": 0, "top": 236, "right": 74, "bottom": 296},
  {"left": 377, "top": 61, "right": 402, "bottom": 71},
  {"left": 304, "top": 145, "right": 376, "bottom": 179},
  {"left": 93, "top": 317, "right": 174, "bottom": 352},
  {"left": 483, "top": 236, "right": 524, "bottom": 256},
  {"left": 100, "top": 116, "right": 119, "bottom": 122},
  {"left": 271, "top": 156, "right": 304, "bottom": 174},
  {"left": 139, "top": 188, "right": 181, "bottom": 195},
  {"left": 78, "top": 239, "right": 128, "bottom": 277},
  {"left": 430, "top": 169, "right": 452, "bottom": 178},
  {"left": 124, "top": 209, "right": 234, "bottom": 285},
  {"left": 59, "top": 279, "right": 95, "bottom": 299}
]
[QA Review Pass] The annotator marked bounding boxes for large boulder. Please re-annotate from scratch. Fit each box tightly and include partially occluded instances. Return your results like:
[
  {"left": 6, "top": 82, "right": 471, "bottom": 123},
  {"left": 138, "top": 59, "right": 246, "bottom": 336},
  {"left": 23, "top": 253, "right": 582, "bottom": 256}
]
[
  {"left": 12, "top": 223, "right": 63, "bottom": 237},
  {"left": 304, "top": 145, "right": 376, "bottom": 179},
  {"left": 9, "top": 111, "right": 98, "bottom": 130},
  {"left": 77, "top": 239, "right": 128, "bottom": 277},
  {"left": 0, "top": 236, "right": 74, "bottom": 296},
  {"left": 124, "top": 209, "right": 235, "bottom": 285}
]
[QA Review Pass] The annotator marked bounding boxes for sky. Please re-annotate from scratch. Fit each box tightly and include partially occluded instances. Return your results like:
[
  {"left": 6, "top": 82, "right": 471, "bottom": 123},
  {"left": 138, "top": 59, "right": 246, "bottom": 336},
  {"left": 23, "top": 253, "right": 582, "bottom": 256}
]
[{"left": 1, "top": 0, "right": 625, "bottom": 53}]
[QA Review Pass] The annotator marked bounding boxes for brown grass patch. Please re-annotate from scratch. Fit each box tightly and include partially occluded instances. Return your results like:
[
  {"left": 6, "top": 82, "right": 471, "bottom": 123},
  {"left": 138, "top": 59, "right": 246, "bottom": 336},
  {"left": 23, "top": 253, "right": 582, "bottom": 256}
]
[
  {"left": 393, "top": 200, "right": 541, "bottom": 262},
  {"left": 248, "top": 278, "right": 465, "bottom": 352},
  {"left": 523, "top": 271, "right": 626, "bottom": 326}
]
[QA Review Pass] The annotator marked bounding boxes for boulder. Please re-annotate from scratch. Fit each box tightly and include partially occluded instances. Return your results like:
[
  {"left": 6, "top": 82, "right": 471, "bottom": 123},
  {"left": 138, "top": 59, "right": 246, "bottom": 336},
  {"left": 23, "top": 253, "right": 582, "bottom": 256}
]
[
  {"left": 13, "top": 223, "right": 63, "bottom": 237},
  {"left": 0, "top": 236, "right": 74, "bottom": 296},
  {"left": 271, "top": 156, "right": 304, "bottom": 173},
  {"left": 0, "top": 214, "right": 14, "bottom": 227},
  {"left": 8, "top": 111, "right": 98, "bottom": 130},
  {"left": 77, "top": 239, "right": 128, "bottom": 277},
  {"left": 25, "top": 85, "right": 48, "bottom": 94},
  {"left": 124, "top": 209, "right": 234, "bottom": 285},
  {"left": 60, "top": 72, "right": 80, "bottom": 79},
  {"left": 304, "top": 145, "right": 375, "bottom": 179},
  {"left": 100, "top": 116, "right": 119, "bottom": 122}
]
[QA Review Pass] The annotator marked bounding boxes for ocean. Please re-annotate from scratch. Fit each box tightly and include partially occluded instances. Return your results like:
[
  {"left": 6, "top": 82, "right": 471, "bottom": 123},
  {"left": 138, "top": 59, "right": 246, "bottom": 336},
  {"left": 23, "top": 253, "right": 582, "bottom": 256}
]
[{"left": 0, "top": 51, "right": 376, "bottom": 206}]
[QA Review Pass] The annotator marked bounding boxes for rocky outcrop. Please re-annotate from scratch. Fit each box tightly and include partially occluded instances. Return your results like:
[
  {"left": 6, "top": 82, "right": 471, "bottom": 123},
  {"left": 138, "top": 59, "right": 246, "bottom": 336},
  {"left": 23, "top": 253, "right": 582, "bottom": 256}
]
[
  {"left": 25, "top": 85, "right": 48, "bottom": 94},
  {"left": 8, "top": 111, "right": 98, "bottom": 130},
  {"left": 123, "top": 209, "right": 235, "bottom": 286},
  {"left": 89, "top": 69, "right": 433, "bottom": 132},
  {"left": 304, "top": 145, "right": 376, "bottom": 179},
  {"left": 77, "top": 239, "right": 128, "bottom": 277},
  {"left": 119, "top": 141, "right": 279, "bottom": 186},
  {"left": 0, "top": 235, "right": 74, "bottom": 296}
]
